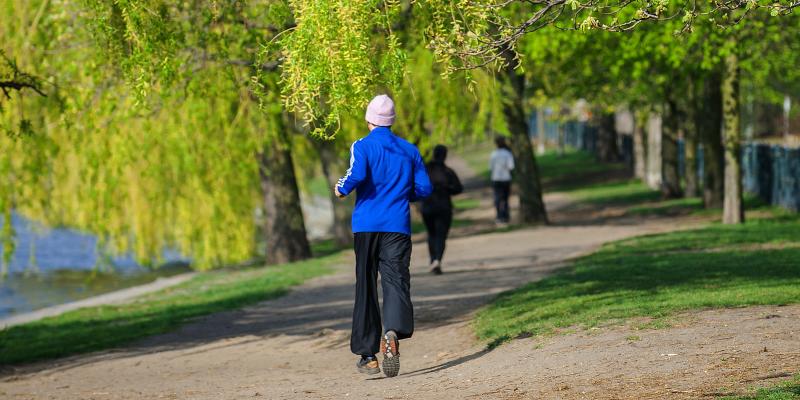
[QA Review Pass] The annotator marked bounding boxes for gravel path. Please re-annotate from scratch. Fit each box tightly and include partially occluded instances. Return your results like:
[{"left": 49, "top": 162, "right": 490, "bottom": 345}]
[{"left": 2, "top": 157, "right": 796, "bottom": 400}]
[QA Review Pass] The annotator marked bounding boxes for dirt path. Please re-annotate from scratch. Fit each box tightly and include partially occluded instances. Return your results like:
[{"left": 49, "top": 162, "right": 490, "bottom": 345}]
[{"left": 1, "top": 158, "right": 797, "bottom": 400}]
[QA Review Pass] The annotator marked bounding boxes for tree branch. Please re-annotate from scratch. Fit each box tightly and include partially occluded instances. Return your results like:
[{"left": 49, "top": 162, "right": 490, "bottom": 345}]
[{"left": 0, "top": 80, "right": 46, "bottom": 98}]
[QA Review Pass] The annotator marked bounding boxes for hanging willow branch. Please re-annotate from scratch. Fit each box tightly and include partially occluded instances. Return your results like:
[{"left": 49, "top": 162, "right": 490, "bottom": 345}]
[
  {"left": 420, "top": 0, "right": 800, "bottom": 72},
  {"left": 0, "top": 51, "right": 46, "bottom": 102}
]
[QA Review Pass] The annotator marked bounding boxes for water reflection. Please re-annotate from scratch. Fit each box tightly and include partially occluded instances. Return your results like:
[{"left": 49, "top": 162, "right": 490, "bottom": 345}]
[{"left": 1, "top": 213, "right": 188, "bottom": 319}]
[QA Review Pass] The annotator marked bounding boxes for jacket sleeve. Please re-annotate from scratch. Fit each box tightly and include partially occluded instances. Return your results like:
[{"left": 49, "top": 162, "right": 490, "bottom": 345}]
[
  {"left": 446, "top": 167, "right": 463, "bottom": 195},
  {"left": 410, "top": 150, "right": 433, "bottom": 201},
  {"left": 336, "top": 140, "right": 367, "bottom": 197},
  {"left": 507, "top": 151, "right": 515, "bottom": 171}
]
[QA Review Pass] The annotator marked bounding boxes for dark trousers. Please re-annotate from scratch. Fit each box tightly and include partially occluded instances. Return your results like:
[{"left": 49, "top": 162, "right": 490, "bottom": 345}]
[
  {"left": 422, "top": 210, "right": 452, "bottom": 263},
  {"left": 493, "top": 181, "right": 511, "bottom": 222},
  {"left": 351, "top": 232, "right": 413, "bottom": 357}
]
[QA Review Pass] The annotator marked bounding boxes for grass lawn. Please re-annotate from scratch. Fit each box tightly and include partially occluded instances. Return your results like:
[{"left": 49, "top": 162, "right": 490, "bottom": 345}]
[
  {"left": 453, "top": 197, "right": 481, "bottom": 211},
  {"left": 457, "top": 143, "right": 625, "bottom": 189},
  {"left": 721, "top": 375, "right": 800, "bottom": 399},
  {"left": 566, "top": 179, "right": 661, "bottom": 206},
  {"left": 537, "top": 150, "right": 626, "bottom": 191},
  {"left": 474, "top": 213, "right": 800, "bottom": 347},
  {"left": 0, "top": 254, "right": 340, "bottom": 365}
]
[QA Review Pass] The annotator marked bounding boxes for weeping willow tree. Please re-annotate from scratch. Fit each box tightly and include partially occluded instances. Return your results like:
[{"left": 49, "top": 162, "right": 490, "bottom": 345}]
[
  {"left": 1, "top": 0, "right": 316, "bottom": 270},
  {"left": 10, "top": 0, "right": 792, "bottom": 273},
  {"left": 280, "top": 1, "right": 553, "bottom": 224},
  {"left": 1, "top": 0, "right": 506, "bottom": 272}
]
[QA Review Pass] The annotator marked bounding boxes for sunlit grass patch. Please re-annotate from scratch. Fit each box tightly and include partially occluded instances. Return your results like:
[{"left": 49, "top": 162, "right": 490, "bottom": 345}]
[
  {"left": 720, "top": 375, "right": 800, "bottom": 399},
  {"left": 475, "top": 215, "right": 800, "bottom": 346}
]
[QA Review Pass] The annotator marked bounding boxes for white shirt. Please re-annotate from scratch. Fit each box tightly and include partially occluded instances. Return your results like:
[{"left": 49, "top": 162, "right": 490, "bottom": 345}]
[{"left": 489, "top": 148, "right": 515, "bottom": 182}]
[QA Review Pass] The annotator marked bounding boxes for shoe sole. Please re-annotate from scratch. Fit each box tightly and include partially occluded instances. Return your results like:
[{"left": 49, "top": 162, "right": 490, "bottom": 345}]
[
  {"left": 357, "top": 365, "right": 381, "bottom": 375},
  {"left": 380, "top": 333, "right": 400, "bottom": 377}
]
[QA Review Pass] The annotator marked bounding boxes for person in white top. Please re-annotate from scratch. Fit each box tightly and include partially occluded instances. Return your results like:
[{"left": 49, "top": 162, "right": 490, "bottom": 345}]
[{"left": 489, "top": 136, "right": 515, "bottom": 223}]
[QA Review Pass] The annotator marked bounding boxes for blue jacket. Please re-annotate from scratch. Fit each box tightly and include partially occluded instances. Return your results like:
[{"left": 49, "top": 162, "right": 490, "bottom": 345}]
[{"left": 337, "top": 127, "right": 432, "bottom": 235}]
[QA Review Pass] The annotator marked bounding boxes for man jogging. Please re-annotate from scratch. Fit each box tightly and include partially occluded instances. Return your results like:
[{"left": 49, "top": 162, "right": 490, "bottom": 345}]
[{"left": 334, "top": 94, "right": 432, "bottom": 378}]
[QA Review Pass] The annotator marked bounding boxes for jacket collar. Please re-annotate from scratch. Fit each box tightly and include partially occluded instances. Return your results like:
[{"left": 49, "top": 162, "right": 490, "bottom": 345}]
[{"left": 370, "top": 126, "right": 393, "bottom": 135}]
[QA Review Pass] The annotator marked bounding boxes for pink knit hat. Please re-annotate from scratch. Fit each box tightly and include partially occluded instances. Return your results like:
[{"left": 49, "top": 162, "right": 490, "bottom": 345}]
[{"left": 365, "top": 95, "right": 396, "bottom": 126}]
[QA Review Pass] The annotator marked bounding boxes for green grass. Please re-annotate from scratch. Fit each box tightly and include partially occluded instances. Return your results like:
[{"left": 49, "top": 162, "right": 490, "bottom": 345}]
[
  {"left": 310, "top": 238, "right": 349, "bottom": 257},
  {"left": 453, "top": 197, "right": 481, "bottom": 211},
  {"left": 625, "top": 191, "right": 768, "bottom": 218},
  {"left": 474, "top": 215, "right": 800, "bottom": 347},
  {"left": 537, "top": 150, "right": 626, "bottom": 190},
  {"left": 305, "top": 175, "right": 330, "bottom": 198},
  {"left": 0, "top": 254, "right": 340, "bottom": 365},
  {"left": 627, "top": 197, "right": 705, "bottom": 216},
  {"left": 721, "top": 376, "right": 800, "bottom": 399},
  {"left": 566, "top": 179, "right": 661, "bottom": 206},
  {"left": 457, "top": 143, "right": 625, "bottom": 188}
]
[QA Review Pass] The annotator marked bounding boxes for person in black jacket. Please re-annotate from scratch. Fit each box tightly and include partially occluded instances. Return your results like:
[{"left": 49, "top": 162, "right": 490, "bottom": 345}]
[{"left": 421, "top": 145, "right": 463, "bottom": 275}]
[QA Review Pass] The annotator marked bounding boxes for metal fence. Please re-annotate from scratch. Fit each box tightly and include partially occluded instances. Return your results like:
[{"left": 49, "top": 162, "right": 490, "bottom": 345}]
[
  {"left": 532, "top": 117, "right": 800, "bottom": 212},
  {"left": 743, "top": 144, "right": 800, "bottom": 211}
]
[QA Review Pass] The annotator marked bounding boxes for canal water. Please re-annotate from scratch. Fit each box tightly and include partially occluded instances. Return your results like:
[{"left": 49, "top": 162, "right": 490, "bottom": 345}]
[
  {"left": 1, "top": 193, "right": 334, "bottom": 321},
  {"left": 0, "top": 212, "right": 189, "bottom": 320}
]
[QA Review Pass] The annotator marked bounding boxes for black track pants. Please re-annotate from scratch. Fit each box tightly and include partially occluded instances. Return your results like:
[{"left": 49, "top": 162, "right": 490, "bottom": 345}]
[
  {"left": 422, "top": 210, "right": 452, "bottom": 263},
  {"left": 351, "top": 232, "right": 413, "bottom": 357},
  {"left": 493, "top": 181, "right": 511, "bottom": 222}
]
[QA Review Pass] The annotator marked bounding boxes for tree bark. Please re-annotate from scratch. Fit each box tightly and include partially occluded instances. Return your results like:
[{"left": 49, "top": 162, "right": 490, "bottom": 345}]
[
  {"left": 699, "top": 71, "right": 725, "bottom": 209},
  {"left": 259, "top": 134, "right": 312, "bottom": 265},
  {"left": 536, "top": 108, "right": 546, "bottom": 155},
  {"left": 683, "top": 80, "right": 700, "bottom": 198},
  {"left": 594, "top": 112, "right": 620, "bottom": 162},
  {"left": 722, "top": 52, "right": 744, "bottom": 224},
  {"left": 661, "top": 98, "right": 683, "bottom": 199},
  {"left": 645, "top": 113, "right": 663, "bottom": 190},
  {"left": 501, "top": 52, "right": 548, "bottom": 224},
  {"left": 316, "top": 139, "right": 353, "bottom": 247},
  {"left": 633, "top": 110, "right": 648, "bottom": 181},
  {"left": 683, "top": 126, "right": 699, "bottom": 197}
]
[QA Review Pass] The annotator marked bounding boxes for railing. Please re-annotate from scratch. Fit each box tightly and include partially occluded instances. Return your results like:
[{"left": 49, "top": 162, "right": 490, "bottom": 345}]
[{"left": 531, "top": 117, "right": 800, "bottom": 212}]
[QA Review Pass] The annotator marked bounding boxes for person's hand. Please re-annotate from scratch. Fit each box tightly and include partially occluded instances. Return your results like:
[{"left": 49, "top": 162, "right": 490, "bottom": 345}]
[{"left": 334, "top": 185, "right": 345, "bottom": 199}]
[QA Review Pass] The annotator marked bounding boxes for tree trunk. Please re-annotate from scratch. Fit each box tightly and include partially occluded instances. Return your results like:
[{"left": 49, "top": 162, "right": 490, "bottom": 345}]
[
  {"left": 722, "top": 52, "right": 744, "bottom": 224},
  {"left": 684, "top": 126, "right": 699, "bottom": 198},
  {"left": 699, "top": 71, "right": 725, "bottom": 208},
  {"left": 682, "top": 80, "right": 700, "bottom": 198},
  {"left": 595, "top": 112, "right": 620, "bottom": 162},
  {"left": 316, "top": 140, "right": 353, "bottom": 247},
  {"left": 536, "top": 108, "right": 546, "bottom": 155},
  {"left": 259, "top": 136, "right": 312, "bottom": 265},
  {"left": 502, "top": 51, "right": 548, "bottom": 224},
  {"left": 661, "top": 99, "right": 683, "bottom": 198},
  {"left": 646, "top": 113, "right": 663, "bottom": 190},
  {"left": 633, "top": 110, "right": 648, "bottom": 181}
]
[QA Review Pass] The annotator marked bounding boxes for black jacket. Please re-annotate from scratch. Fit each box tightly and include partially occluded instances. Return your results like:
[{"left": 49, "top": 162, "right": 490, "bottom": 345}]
[{"left": 421, "top": 161, "right": 463, "bottom": 214}]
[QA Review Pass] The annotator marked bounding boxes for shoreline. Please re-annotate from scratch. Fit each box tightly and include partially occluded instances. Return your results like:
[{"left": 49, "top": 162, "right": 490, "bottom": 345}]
[{"left": 0, "top": 272, "right": 196, "bottom": 329}]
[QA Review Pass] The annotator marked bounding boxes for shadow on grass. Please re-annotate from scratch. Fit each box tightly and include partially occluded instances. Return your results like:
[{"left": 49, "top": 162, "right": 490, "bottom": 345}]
[{"left": 539, "top": 150, "right": 629, "bottom": 192}]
